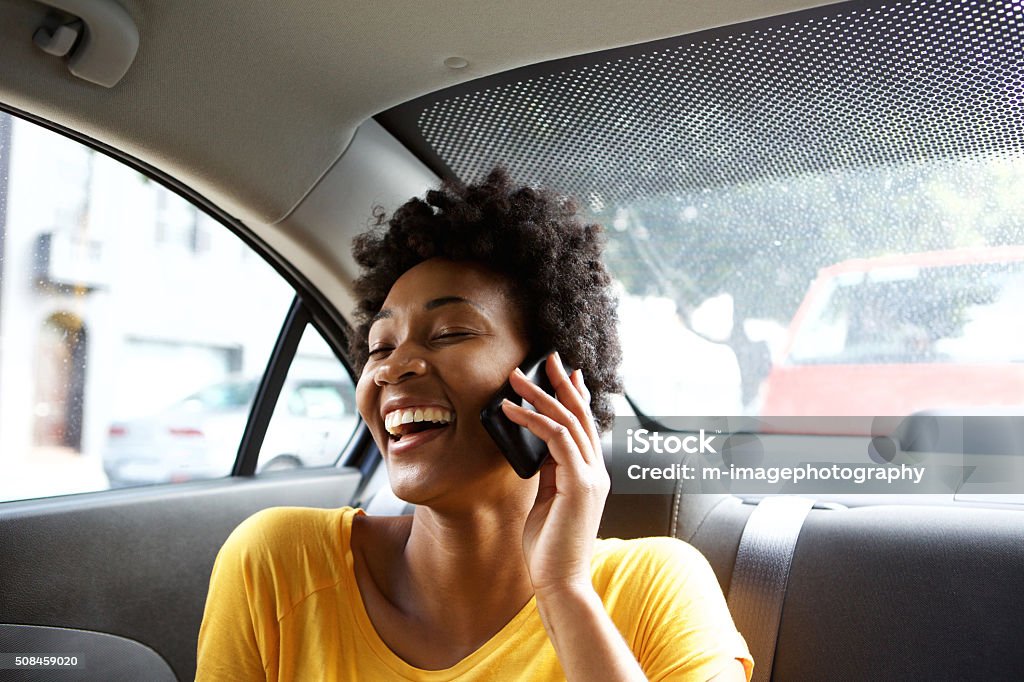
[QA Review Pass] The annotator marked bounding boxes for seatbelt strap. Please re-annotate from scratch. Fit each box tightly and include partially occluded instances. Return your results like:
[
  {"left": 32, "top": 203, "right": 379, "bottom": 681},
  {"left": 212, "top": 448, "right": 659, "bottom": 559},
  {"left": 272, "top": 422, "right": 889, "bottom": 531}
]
[{"left": 727, "top": 496, "right": 815, "bottom": 682}]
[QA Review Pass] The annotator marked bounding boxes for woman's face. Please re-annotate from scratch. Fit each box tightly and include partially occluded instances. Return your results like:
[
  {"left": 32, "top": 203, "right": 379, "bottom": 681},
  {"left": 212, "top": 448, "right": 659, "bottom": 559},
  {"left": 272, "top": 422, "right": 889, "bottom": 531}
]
[{"left": 355, "top": 258, "right": 532, "bottom": 506}]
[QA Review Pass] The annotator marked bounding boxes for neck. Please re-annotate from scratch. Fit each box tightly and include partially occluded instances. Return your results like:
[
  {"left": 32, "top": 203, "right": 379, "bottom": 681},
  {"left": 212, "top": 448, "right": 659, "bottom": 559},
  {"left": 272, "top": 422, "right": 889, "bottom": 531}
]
[{"left": 398, "top": 493, "right": 536, "bottom": 643}]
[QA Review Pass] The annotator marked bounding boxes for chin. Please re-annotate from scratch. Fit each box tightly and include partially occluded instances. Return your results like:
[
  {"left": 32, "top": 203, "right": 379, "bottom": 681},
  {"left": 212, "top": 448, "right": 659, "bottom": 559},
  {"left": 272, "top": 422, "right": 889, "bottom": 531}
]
[
  {"left": 384, "top": 464, "right": 455, "bottom": 507},
  {"left": 386, "top": 460, "right": 526, "bottom": 511}
]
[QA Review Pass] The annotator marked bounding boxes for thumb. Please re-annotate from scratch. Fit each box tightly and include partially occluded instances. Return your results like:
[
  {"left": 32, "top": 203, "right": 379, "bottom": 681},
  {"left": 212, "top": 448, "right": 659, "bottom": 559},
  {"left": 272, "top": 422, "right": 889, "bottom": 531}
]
[{"left": 534, "top": 456, "right": 558, "bottom": 506}]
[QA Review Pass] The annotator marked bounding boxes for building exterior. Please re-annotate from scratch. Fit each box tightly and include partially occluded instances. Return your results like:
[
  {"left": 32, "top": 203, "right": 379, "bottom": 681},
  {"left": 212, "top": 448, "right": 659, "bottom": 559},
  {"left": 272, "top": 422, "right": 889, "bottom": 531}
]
[{"left": 0, "top": 114, "right": 297, "bottom": 497}]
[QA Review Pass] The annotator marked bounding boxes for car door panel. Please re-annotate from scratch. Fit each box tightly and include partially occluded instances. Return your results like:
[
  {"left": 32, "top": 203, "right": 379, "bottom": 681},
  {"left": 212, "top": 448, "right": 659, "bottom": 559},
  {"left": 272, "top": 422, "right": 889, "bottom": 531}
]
[{"left": 0, "top": 469, "right": 361, "bottom": 681}]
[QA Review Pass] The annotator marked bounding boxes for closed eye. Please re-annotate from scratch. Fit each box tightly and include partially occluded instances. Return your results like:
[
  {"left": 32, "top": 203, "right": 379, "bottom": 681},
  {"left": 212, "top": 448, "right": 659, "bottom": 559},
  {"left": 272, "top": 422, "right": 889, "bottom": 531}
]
[{"left": 434, "top": 330, "right": 479, "bottom": 343}]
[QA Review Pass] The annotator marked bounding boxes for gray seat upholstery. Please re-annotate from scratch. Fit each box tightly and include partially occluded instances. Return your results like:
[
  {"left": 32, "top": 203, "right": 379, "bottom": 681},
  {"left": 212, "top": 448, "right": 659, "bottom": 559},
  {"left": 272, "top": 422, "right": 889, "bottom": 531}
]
[{"left": 680, "top": 497, "right": 1024, "bottom": 680}]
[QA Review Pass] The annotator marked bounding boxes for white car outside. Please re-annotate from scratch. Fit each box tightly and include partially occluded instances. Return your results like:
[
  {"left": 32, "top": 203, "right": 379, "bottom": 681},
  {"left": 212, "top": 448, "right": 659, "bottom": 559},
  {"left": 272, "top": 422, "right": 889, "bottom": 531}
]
[{"left": 103, "top": 375, "right": 357, "bottom": 485}]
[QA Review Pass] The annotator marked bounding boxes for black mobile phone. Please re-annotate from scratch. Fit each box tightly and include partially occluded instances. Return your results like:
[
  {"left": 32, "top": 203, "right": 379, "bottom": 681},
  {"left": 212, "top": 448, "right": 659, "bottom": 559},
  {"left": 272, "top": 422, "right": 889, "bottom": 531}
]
[{"left": 480, "top": 352, "right": 574, "bottom": 479}]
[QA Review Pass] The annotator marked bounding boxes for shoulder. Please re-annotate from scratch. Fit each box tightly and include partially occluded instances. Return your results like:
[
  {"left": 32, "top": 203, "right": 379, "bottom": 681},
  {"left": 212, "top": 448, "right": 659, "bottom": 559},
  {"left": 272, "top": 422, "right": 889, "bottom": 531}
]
[
  {"left": 226, "top": 506, "right": 355, "bottom": 548},
  {"left": 216, "top": 506, "right": 360, "bottom": 582},
  {"left": 210, "top": 506, "right": 362, "bottom": 620},
  {"left": 592, "top": 537, "right": 753, "bottom": 681},
  {"left": 592, "top": 535, "right": 718, "bottom": 586},
  {"left": 591, "top": 536, "right": 730, "bottom": 626}
]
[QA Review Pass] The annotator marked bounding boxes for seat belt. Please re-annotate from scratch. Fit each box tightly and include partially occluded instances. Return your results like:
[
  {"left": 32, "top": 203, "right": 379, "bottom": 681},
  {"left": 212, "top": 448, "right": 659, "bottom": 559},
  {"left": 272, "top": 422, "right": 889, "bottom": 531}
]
[{"left": 727, "top": 496, "right": 815, "bottom": 682}]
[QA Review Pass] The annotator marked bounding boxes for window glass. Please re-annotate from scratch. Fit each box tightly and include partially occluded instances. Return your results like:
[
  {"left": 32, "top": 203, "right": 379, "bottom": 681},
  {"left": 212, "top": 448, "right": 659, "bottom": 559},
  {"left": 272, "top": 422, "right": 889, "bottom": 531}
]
[
  {"left": 258, "top": 325, "right": 359, "bottom": 473},
  {"left": 381, "top": 0, "right": 1024, "bottom": 426},
  {"left": 603, "top": 156, "right": 1024, "bottom": 419},
  {"left": 0, "top": 112, "right": 294, "bottom": 501},
  {"left": 789, "top": 262, "right": 1024, "bottom": 365}
]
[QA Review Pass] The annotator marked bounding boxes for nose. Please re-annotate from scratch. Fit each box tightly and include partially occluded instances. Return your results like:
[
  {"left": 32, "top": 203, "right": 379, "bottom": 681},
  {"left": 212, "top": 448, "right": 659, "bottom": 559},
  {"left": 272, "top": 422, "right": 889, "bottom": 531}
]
[{"left": 373, "top": 347, "right": 428, "bottom": 386}]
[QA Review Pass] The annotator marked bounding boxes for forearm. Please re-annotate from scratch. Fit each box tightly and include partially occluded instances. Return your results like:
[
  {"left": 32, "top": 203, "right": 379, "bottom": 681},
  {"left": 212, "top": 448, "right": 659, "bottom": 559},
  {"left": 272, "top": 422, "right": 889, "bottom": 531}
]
[{"left": 535, "top": 584, "right": 648, "bottom": 682}]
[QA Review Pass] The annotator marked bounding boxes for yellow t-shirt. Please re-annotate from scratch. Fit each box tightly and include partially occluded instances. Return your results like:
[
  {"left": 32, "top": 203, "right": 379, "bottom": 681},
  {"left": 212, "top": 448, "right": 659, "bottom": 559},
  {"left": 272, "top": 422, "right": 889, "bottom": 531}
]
[{"left": 196, "top": 506, "right": 753, "bottom": 681}]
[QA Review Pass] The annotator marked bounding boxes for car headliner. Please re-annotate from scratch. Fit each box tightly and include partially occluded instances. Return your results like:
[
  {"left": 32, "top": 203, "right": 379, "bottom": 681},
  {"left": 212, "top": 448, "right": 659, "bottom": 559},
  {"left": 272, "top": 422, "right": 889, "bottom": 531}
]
[{"left": 0, "top": 0, "right": 839, "bottom": 225}]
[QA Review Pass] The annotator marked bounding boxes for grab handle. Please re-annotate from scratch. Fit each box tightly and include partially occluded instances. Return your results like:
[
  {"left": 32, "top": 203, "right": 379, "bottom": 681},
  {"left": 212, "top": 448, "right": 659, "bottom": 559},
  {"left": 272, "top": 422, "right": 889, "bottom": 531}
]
[{"left": 33, "top": 0, "right": 138, "bottom": 87}]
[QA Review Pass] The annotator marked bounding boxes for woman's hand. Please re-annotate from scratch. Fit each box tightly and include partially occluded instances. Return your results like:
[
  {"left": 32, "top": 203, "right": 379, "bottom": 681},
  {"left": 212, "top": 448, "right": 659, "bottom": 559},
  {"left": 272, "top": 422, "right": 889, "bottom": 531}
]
[{"left": 501, "top": 352, "right": 610, "bottom": 597}]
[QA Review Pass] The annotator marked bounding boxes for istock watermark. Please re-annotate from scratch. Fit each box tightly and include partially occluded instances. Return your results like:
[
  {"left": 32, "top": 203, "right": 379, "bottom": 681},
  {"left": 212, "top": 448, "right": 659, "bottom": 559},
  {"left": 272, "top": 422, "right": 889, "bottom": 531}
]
[
  {"left": 610, "top": 415, "right": 1024, "bottom": 495},
  {"left": 625, "top": 428, "right": 718, "bottom": 455}
]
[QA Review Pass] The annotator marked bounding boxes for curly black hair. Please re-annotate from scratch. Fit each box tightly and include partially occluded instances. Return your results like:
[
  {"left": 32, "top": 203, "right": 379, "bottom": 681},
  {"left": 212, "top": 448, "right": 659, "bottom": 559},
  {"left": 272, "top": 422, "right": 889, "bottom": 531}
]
[{"left": 349, "top": 167, "right": 622, "bottom": 431}]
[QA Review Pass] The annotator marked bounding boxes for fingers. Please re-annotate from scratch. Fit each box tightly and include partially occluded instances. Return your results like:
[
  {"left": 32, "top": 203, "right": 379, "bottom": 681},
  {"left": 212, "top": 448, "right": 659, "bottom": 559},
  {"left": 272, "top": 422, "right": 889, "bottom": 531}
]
[
  {"left": 503, "top": 352, "right": 602, "bottom": 466},
  {"left": 566, "top": 367, "right": 601, "bottom": 454},
  {"left": 570, "top": 367, "right": 592, "bottom": 408},
  {"left": 541, "top": 353, "right": 602, "bottom": 456},
  {"left": 501, "top": 397, "right": 590, "bottom": 471},
  {"left": 534, "top": 455, "right": 558, "bottom": 506}
]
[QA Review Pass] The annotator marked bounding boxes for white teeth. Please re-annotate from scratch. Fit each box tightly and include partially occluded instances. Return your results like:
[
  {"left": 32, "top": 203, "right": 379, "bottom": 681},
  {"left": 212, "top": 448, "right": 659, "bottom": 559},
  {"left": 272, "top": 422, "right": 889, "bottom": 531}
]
[{"left": 384, "top": 406, "right": 455, "bottom": 437}]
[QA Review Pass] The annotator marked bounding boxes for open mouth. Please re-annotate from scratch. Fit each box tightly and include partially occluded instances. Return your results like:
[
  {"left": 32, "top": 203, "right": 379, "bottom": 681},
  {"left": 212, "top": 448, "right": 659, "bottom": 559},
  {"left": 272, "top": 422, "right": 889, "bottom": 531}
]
[{"left": 384, "top": 407, "right": 455, "bottom": 442}]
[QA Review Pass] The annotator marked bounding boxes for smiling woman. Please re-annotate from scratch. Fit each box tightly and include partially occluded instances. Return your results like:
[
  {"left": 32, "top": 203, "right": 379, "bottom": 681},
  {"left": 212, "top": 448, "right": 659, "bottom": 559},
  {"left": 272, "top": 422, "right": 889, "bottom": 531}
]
[
  {"left": 195, "top": 169, "right": 753, "bottom": 681},
  {"left": 358, "top": 259, "right": 532, "bottom": 504}
]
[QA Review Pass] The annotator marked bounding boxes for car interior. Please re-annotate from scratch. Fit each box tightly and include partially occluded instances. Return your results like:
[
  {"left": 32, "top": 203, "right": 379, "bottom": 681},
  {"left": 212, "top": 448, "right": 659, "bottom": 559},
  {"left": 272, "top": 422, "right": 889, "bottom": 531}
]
[{"left": 1, "top": 0, "right": 1023, "bottom": 680}]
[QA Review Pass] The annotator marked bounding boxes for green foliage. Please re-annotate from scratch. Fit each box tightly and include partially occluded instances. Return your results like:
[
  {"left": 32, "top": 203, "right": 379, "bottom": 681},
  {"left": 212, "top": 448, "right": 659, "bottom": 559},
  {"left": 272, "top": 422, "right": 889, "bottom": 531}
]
[{"left": 596, "top": 154, "right": 1024, "bottom": 326}]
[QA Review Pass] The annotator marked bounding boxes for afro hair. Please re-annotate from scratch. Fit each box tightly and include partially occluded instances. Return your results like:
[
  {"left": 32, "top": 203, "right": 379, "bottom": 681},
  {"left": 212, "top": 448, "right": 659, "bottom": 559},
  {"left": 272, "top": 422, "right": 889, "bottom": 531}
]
[{"left": 349, "top": 167, "right": 622, "bottom": 431}]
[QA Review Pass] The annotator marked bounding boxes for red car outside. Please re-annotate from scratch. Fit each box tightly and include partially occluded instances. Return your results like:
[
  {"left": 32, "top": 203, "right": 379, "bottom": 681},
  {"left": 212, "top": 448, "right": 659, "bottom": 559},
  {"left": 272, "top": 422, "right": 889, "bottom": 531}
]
[{"left": 760, "top": 246, "right": 1024, "bottom": 418}]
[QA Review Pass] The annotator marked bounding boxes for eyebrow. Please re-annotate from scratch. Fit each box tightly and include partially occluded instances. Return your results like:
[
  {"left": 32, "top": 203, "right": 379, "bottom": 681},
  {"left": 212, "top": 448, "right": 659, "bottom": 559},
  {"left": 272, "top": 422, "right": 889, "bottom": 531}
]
[{"left": 370, "top": 296, "right": 482, "bottom": 324}]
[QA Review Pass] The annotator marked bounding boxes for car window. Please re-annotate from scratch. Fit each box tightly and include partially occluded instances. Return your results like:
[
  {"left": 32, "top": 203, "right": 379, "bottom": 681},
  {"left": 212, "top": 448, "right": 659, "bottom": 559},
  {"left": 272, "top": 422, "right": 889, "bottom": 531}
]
[
  {"left": 288, "top": 383, "right": 349, "bottom": 419},
  {"left": 376, "top": 0, "right": 1024, "bottom": 422},
  {"left": 258, "top": 324, "right": 358, "bottom": 473},
  {"left": 0, "top": 112, "right": 304, "bottom": 501},
  {"left": 602, "top": 160, "right": 1024, "bottom": 419},
  {"left": 789, "top": 259, "right": 1024, "bottom": 365},
  {"left": 187, "top": 380, "right": 261, "bottom": 410}
]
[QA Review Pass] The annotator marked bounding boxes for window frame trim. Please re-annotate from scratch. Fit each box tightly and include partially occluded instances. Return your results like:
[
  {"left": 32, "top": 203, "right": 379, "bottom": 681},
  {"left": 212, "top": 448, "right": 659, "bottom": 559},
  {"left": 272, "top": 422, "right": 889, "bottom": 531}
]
[{"left": 234, "top": 296, "right": 309, "bottom": 477}]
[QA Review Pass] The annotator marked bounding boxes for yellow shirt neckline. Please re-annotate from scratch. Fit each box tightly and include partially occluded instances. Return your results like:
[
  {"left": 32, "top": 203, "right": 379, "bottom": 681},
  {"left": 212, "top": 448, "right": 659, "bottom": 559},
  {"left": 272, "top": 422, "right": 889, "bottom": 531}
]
[{"left": 339, "top": 507, "right": 541, "bottom": 679}]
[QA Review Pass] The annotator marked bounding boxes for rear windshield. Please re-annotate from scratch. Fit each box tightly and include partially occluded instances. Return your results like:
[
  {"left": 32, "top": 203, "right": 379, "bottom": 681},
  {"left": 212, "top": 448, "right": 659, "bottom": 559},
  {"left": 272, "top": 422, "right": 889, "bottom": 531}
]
[{"left": 378, "top": 0, "right": 1024, "bottom": 418}]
